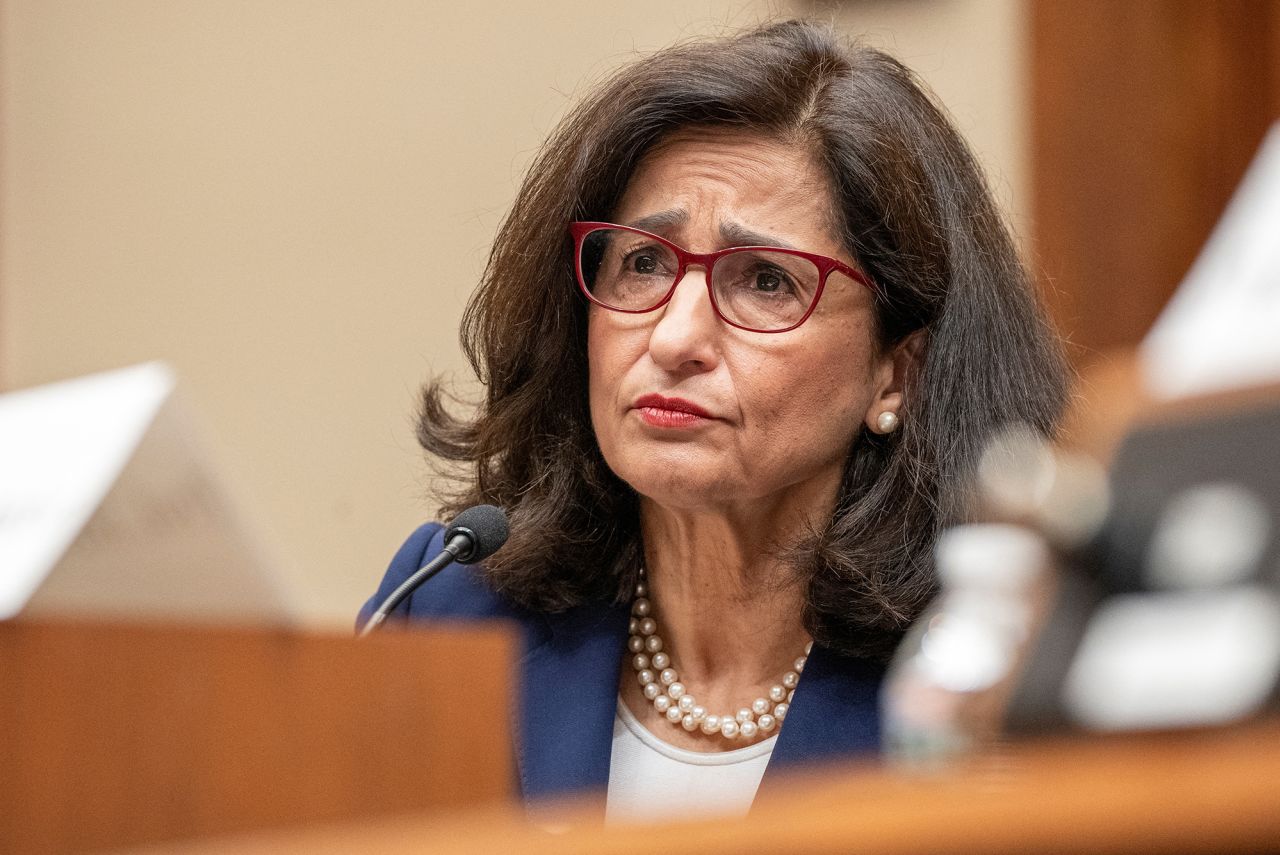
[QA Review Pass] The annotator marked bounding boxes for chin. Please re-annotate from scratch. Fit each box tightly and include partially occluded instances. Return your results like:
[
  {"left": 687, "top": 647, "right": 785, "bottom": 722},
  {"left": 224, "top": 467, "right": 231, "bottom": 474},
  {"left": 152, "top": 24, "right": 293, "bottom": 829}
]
[{"left": 616, "top": 459, "right": 745, "bottom": 511}]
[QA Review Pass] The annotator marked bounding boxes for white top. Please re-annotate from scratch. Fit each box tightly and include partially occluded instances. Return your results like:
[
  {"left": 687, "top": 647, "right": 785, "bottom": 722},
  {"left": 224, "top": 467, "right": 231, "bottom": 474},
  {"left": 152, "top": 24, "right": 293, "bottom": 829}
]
[{"left": 605, "top": 697, "right": 777, "bottom": 824}]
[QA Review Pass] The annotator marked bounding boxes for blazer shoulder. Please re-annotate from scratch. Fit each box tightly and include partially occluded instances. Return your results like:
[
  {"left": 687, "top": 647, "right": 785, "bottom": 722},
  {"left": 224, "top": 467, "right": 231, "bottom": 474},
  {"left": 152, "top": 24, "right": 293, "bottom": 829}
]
[{"left": 358, "top": 521, "right": 529, "bottom": 627}]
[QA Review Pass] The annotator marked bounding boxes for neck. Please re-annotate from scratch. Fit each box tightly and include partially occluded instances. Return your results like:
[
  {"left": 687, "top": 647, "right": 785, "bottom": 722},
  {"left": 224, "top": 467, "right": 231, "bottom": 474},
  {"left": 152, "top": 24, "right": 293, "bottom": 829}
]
[{"left": 637, "top": 491, "right": 828, "bottom": 711}]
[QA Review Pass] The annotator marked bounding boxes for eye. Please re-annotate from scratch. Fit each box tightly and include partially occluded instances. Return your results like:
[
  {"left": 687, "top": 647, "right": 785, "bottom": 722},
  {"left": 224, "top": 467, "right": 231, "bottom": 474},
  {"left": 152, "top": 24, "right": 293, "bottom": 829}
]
[
  {"left": 629, "top": 251, "right": 660, "bottom": 275},
  {"left": 753, "top": 269, "right": 786, "bottom": 293},
  {"left": 742, "top": 264, "right": 796, "bottom": 296}
]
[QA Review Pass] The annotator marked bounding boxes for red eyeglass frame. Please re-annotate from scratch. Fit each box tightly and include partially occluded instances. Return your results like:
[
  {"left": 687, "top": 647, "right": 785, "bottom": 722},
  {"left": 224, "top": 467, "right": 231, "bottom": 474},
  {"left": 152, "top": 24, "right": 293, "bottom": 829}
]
[{"left": 569, "top": 221, "right": 877, "bottom": 334}]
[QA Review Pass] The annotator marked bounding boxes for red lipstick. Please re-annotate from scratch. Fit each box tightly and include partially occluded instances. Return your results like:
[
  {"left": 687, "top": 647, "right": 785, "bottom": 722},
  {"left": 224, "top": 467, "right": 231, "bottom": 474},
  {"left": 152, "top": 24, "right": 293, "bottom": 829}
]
[{"left": 632, "top": 394, "right": 716, "bottom": 428}]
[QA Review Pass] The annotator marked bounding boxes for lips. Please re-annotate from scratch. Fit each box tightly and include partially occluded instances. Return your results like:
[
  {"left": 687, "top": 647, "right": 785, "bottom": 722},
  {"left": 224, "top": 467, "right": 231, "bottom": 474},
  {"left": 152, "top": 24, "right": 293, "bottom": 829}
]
[
  {"left": 633, "top": 394, "right": 714, "bottom": 418},
  {"left": 631, "top": 394, "right": 717, "bottom": 428}
]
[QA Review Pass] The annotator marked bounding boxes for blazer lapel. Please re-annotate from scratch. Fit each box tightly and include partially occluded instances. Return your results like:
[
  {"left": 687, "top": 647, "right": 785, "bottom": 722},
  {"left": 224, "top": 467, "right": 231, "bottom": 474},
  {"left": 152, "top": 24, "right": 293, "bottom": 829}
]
[
  {"left": 515, "top": 601, "right": 630, "bottom": 803},
  {"left": 757, "top": 646, "right": 886, "bottom": 796}
]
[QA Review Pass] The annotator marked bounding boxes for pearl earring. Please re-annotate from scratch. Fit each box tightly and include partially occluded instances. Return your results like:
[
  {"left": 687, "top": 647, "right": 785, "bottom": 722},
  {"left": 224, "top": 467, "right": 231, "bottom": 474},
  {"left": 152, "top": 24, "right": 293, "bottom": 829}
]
[{"left": 875, "top": 411, "right": 900, "bottom": 434}]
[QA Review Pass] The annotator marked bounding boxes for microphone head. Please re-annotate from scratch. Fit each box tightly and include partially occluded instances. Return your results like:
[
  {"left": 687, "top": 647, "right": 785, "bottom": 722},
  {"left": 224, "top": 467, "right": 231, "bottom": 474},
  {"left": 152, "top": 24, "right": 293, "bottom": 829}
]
[{"left": 444, "top": 504, "right": 510, "bottom": 564}]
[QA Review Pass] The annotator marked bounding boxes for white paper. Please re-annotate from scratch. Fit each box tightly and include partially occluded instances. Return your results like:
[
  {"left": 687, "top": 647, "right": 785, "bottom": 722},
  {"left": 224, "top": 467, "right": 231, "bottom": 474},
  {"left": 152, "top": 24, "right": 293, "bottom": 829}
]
[
  {"left": 1142, "top": 123, "right": 1280, "bottom": 399},
  {"left": 0, "top": 363, "right": 298, "bottom": 624},
  {"left": 1063, "top": 587, "right": 1280, "bottom": 730}
]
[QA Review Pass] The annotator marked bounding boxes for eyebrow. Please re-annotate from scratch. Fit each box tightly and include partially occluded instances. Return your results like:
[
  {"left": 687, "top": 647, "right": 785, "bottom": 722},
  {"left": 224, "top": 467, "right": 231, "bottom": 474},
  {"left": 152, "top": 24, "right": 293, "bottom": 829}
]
[
  {"left": 718, "top": 221, "right": 796, "bottom": 250},
  {"left": 621, "top": 211, "right": 798, "bottom": 251},
  {"left": 623, "top": 210, "right": 688, "bottom": 233}
]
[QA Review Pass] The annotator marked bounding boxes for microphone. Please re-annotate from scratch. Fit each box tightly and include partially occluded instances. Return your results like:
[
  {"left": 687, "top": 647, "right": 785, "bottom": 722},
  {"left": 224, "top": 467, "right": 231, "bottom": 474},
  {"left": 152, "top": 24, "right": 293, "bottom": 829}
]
[{"left": 358, "top": 504, "right": 509, "bottom": 637}]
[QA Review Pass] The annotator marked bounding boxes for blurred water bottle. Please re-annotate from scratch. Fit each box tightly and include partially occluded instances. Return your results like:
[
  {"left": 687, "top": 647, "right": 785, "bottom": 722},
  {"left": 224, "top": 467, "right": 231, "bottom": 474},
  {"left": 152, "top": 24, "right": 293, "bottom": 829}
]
[{"left": 882, "top": 522, "right": 1051, "bottom": 765}]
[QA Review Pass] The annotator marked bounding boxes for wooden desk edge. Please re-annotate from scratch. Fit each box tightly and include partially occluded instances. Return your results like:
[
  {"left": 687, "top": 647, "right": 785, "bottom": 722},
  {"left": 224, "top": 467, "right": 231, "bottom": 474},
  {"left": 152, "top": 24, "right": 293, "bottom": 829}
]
[{"left": 127, "top": 717, "right": 1280, "bottom": 855}]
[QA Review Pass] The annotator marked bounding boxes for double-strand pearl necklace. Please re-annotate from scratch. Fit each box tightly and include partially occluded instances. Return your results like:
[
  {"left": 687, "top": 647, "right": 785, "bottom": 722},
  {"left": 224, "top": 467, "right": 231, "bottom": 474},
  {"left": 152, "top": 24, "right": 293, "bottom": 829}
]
[{"left": 627, "top": 575, "right": 809, "bottom": 742}]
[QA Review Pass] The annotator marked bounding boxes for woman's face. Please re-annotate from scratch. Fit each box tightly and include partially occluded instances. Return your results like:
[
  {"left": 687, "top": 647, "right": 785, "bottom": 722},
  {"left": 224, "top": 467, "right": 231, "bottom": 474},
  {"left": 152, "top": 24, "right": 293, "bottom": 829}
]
[{"left": 587, "top": 129, "right": 900, "bottom": 515}]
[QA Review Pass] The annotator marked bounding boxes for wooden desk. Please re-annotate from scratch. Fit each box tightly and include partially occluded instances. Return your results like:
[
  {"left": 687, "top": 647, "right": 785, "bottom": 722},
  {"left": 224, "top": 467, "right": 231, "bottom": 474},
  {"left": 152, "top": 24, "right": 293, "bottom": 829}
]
[
  {"left": 142, "top": 718, "right": 1280, "bottom": 855},
  {"left": 0, "top": 619, "right": 516, "bottom": 853}
]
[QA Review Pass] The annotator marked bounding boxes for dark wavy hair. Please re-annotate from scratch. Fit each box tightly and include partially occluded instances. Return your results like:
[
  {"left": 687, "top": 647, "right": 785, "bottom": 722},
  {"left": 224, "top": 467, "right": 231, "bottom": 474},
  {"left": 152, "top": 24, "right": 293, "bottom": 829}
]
[{"left": 419, "top": 20, "right": 1069, "bottom": 660}]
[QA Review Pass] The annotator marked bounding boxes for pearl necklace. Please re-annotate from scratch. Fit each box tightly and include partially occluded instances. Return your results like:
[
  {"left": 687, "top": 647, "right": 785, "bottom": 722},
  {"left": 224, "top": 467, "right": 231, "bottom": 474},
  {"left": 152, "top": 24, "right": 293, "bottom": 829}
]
[{"left": 628, "top": 575, "right": 809, "bottom": 742}]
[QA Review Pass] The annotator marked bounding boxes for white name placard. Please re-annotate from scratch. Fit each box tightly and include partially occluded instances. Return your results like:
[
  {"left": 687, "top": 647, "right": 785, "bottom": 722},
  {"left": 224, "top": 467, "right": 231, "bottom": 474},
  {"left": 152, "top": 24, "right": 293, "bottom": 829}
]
[
  {"left": 0, "top": 363, "right": 298, "bottom": 624},
  {"left": 1143, "top": 123, "right": 1280, "bottom": 399}
]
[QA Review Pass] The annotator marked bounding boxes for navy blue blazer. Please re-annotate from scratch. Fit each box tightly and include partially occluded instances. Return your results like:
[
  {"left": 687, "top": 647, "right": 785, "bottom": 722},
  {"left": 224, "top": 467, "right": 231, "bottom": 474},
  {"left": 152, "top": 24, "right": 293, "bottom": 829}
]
[{"left": 360, "top": 522, "right": 886, "bottom": 807}]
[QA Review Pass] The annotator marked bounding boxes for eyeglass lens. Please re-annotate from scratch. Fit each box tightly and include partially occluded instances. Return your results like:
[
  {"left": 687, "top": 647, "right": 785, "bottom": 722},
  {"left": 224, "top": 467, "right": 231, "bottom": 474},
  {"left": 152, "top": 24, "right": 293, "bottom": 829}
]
[{"left": 579, "top": 227, "right": 822, "bottom": 332}]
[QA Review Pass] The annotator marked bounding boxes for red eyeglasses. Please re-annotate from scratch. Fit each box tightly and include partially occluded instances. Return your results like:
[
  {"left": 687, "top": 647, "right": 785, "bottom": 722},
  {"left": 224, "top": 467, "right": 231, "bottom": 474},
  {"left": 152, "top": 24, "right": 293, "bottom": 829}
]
[{"left": 571, "top": 221, "right": 876, "bottom": 334}]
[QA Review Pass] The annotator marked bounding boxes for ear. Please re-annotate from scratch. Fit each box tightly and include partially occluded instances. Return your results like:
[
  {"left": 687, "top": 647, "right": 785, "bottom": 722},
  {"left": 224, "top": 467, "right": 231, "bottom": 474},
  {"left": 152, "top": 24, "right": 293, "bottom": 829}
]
[{"left": 864, "top": 331, "right": 924, "bottom": 434}]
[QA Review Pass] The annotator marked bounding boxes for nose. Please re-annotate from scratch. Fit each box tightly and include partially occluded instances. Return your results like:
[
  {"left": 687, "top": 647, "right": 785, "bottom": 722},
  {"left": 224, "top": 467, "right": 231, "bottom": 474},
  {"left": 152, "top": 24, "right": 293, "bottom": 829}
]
[{"left": 646, "top": 265, "right": 721, "bottom": 374}]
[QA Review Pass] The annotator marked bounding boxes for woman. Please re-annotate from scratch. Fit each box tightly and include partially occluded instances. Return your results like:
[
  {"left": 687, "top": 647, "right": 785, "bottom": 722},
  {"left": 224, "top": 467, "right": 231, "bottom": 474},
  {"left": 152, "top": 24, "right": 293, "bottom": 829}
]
[{"left": 361, "top": 20, "right": 1067, "bottom": 820}]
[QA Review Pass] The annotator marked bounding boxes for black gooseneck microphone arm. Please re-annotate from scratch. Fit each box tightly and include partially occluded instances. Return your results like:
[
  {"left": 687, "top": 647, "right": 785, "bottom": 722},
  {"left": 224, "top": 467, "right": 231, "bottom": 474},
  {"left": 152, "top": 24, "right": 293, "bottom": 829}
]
[
  {"left": 358, "top": 534, "right": 466, "bottom": 637},
  {"left": 358, "top": 505, "right": 509, "bottom": 638}
]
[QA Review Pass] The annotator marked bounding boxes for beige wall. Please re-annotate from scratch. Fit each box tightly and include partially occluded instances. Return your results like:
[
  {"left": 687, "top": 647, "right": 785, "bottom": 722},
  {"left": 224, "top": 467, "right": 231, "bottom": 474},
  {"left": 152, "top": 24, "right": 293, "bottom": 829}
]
[{"left": 0, "top": 0, "right": 1028, "bottom": 625}]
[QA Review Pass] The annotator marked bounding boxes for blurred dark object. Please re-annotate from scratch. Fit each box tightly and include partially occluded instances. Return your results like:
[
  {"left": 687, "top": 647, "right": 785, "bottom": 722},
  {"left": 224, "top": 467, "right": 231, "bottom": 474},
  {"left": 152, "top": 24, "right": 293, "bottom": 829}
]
[
  {"left": 1008, "top": 389, "right": 1280, "bottom": 734},
  {"left": 1104, "top": 399, "right": 1280, "bottom": 593}
]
